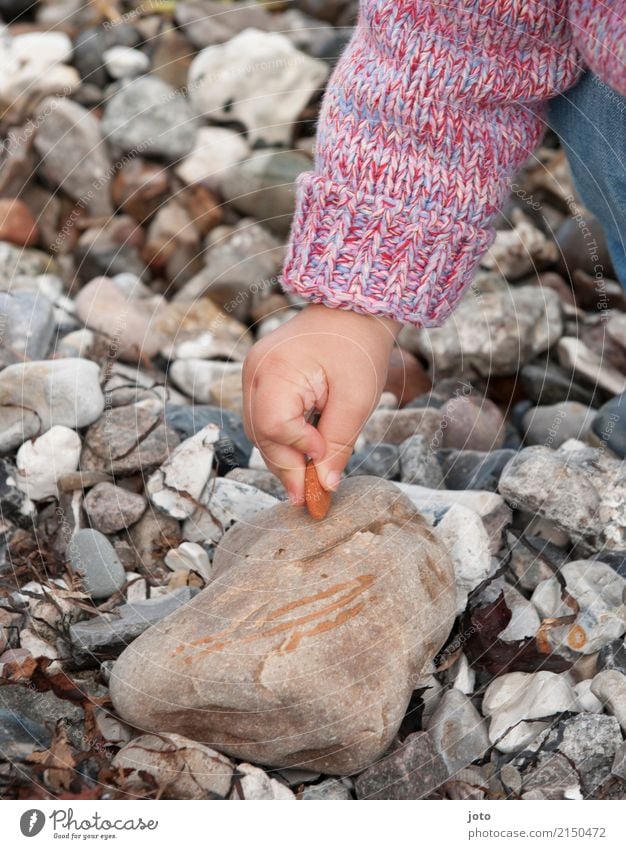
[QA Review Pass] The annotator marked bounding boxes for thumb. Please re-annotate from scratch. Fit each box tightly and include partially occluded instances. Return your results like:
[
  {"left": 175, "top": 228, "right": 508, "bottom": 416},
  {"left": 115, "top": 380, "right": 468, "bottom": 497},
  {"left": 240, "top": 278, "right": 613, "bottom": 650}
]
[{"left": 314, "top": 391, "right": 373, "bottom": 492}]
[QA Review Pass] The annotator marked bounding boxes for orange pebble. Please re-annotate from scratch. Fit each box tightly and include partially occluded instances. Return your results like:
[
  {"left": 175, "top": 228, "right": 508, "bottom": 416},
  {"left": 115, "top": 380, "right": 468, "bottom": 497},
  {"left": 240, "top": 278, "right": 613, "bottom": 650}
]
[{"left": 304, "top": 459, "right": 332, "bottom": 520}]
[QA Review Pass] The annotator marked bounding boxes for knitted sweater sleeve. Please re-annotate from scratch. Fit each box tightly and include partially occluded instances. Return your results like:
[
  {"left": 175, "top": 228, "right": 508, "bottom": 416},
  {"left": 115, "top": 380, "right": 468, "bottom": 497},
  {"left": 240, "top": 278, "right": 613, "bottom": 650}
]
[
  {"left": 568, "top": 0, "right": 626, "bottom": 97},
  {"left": 280, "top": 0, "right": 580, "bottom": 327}
]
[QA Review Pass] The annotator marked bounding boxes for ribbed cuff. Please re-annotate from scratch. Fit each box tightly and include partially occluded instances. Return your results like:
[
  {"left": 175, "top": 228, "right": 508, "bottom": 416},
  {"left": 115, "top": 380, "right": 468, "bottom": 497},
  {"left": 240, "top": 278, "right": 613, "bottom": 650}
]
[{"left": 280, "top": 172, "right": 495, "bottom": 328}]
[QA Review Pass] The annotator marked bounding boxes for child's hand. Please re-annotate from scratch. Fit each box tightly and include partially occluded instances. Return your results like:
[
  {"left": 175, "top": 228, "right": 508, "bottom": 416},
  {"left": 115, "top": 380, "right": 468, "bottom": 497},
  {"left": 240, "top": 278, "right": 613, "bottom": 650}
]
[{"left": 242, "top": 303, "right": 401, "bottom": 505}]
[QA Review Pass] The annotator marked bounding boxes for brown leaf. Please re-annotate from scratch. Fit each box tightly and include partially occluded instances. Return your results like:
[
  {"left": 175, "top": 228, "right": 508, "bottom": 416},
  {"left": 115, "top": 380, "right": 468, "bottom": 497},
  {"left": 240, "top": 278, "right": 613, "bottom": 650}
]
[
  {"left": 460, "top": 591, "right": 572, "bottom": 676},
  {"left": 26, "top": 723, "right": 76, "bottom": 793}
]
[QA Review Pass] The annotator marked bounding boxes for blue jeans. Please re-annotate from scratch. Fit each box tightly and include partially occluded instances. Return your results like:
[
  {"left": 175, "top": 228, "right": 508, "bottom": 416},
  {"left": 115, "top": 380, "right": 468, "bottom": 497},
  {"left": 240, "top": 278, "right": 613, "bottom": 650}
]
[{"left": 547, "top": 71, "right": 626, "bottom": 288}]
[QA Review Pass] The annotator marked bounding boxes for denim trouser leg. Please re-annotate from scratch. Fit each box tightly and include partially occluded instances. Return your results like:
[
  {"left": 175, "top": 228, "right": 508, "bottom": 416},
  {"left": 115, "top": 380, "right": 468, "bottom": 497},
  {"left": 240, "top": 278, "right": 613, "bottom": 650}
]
[{"left": 547, "top": 71, "right": 626, "bottom": 288}]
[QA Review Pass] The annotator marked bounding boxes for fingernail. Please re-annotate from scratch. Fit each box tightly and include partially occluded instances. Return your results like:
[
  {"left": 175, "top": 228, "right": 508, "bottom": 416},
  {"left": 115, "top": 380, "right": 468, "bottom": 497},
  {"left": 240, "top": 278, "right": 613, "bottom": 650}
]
[
  {"left": 307, "top": 451, "right": 321, "bottom": 461},
  {"left": 323, "top": 471, "right": 341, "bottom": 491}
]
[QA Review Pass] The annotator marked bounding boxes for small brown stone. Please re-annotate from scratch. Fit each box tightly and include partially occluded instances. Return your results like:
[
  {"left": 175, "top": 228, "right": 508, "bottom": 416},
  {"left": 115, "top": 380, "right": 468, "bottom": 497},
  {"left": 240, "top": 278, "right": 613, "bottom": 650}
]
[
  {"left": 385, "top": 347, "right": 432, "bottom": 407},
  {"left": 304, "top": 459, "right": 331, "bottom": 520},
  {"left": 112, "top": 158, "right": 170, "bottom": 223},
  {"left": 84, "top": 482, "right": 147, "bottom": 534},
  {"left": 0, "top": 198, "right": 39, "bottom": 246}
]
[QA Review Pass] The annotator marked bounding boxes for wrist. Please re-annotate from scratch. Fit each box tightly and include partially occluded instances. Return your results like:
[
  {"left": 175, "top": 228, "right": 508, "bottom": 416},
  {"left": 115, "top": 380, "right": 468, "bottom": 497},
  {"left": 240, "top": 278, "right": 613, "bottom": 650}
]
[{"left": 301, "top": 303, "right": 402, "bottom": 347}]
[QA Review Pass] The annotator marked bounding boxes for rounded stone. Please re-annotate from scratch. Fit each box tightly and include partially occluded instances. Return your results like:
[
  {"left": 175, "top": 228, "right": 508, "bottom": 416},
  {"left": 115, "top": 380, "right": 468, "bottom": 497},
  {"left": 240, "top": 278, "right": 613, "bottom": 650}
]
[
  {"left": 67, "top": 529, "right": 127, "bottom": 600},
  {"left": 110, "top": 476, "right": 456, "bottom": 775},
  {"left": 84, "top": 483, "right": 147, "bottom": 534}
]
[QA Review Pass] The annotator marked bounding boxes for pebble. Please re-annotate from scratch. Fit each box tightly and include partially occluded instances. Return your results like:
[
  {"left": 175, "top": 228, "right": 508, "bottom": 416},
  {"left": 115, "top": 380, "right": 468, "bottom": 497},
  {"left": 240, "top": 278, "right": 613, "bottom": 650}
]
[
  {"left": 346, "top": 443, "right": 400, "bottom": 480},
  {"left": 498, "top": 444, "right": 626, "bottom": 555},
  {"left": 147, "top": 424, "right": 219, "bottom": 519},
  {"left": 102, "top": 76, "right": 198, "bottom": 162},
  {"left": 224, "top": 468, "right": 287, "bottom": 500},
  {"left": 521, "top": 752, "right": 581, "bottom": 800},
  {"left": 169, "top": 360, "right": 242, "bottom": 405},
  {"left": 531, "top": 561, "right": 626, "bottom": 655},
  {"left": 173, "top": 220, "right": 284, "bottom": 318},
  {"left": 520, "top": 362, "right": 599, "bottom": 406},
  {"left": 67, "top": 528, "right": 127, "bottom": 601},
  {"left": 438, "top": 448, "right": 516, "bottom": 491},
  {"left": 481, "top": 211, "right": 558, "bottom": 278},
  {"left": 522, "top": 401, "right": 596, "bottom": 448},
  {"left": 81, "top": 405, "right": 180, "bottom": 477},
  {"left": 164, "top": 542, "right": 212, "bottom": 582},
  {"left": 416, "top": 286, "right": 563, "bottom": 378},
  {"left": 590, "top": 671, "right": 626, "bottom": 732},
  {"left": 103, "top": 46, "right": 150, "bottom": 79},
  {"left": 482, "top": 671, "right": 580, "bottom": 753},
  {"left": 183, "top": 477, "right": 279, "bottom": 543},
  {"left": 598, "top": 639, "right": 626, "bottom": 676},
  {"left": 359, "top": 407, "right": 443, "bottom": 446},
  {"left": 175, "top": 126, "right": 250, "bottom": 189},
  {"left": 164, "top": 404, "right": 252, "bottom": 472},
  {"left": 127, "top": 510, "right": 182, "bottom": 579},
  {"left": 155, "top": 297, "right": 252, "bottom": 363},
  {"left": 302, "top": 779, "right": 352, "bottom": 800},
  {"left": 112, "top": 733, "right": 234, "bottom": 800},
  {"left": 15, "top": 426, "right": 81, "bottom": 501},
  {"left": 557, "top": 336, "right": 626, "bottom": 396},
  {"left": 231, "top": 763, "right": 295, "bottom": 801},
  {"left": 0, "top": 708, "right": 50, "bottom": 761},
  {"left": 0, "top": 358, "right": 104, "bottom": 432},
  {"left": 0, "top": 290, "right": 55, "bottom": 367},
  {"left": 573, "top": 679, "right": 604, "bottom": 713},
  {"left": 74, "top": 276, "right": 166, "bottom": 363},
  {"left": 385, "top": 347, "right": 432, "bottom": 407},
  {"left": 426, "top": 689, "right": 490, "bottom": 776},
  {"left": 591, "top": 392, "right": 626, "bottom": 458},
  {"left": 175, "top": 0, "right": 273, "bottom": 48},
  {"left": 187, "top": 29, "right": 328, "bottom": 146},
  {"left": 530, "top": 714, "right": 622, "bottom": 796},
  {"left": 34, "top": 97, "right": 112, "bottom": 217},
  {"left": 397, "top": 483, "right": 511, "bottom": 554},
  {"left": 438, "top": 394, "right": 506, "bottom": 451},
  {"left": 110, "top": 477, "right": 456, "bottom": 775},
  {"left": 221, "top": 149, "right": 311, "bottom": 237},
  {"left": 83, "top": 483, "right": 147, "bottom": 534},
  {"left": 435, "top": 503, "right": 495, "bottom": 614},
  {"left": 69, "top": 587, "right": 197, "bottom": 664},
  {"left": 0, "top": 198, "right": 39, "bottom": 246},
  {"left": 355, "top": 732, "right": 447, "bottom": 800},
  {"left": 398, "top": 435, "right": 443, "bottom": 487}
]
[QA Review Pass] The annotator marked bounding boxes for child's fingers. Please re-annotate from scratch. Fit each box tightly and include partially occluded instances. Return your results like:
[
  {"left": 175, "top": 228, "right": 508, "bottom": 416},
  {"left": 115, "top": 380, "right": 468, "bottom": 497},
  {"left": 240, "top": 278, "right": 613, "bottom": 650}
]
[
  {"left": 315, "top": 391, "right": 373, "bottom": 492},
  {"left": 258, "top": 442, "right": 307, "bottom": 504}
]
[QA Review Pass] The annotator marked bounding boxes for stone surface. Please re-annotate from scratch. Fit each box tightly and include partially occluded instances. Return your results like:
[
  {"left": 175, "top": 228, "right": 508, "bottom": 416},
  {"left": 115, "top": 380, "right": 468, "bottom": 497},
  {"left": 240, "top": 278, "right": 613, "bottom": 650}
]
[
  {"left": 175, "top": 126, "right": 250, "bottom": 188},
  {"left": 81, "top": 405, "right": 180, "bottom": 477},
  {"left": 126, "top": 509, "right": 182, "bottom": 579},
  {"left": 481, "top": 212, "right": 558, "bottom": 278},
  {"left": 438, "top": 449, "right": 516, "bottom": 492},
  {"left": 591, "top": 671, "right": 626, "bottom": 732},
  {"left": 520, "top": 362, "right": 599, "bottom": 407},
  {"left": 164, "top": 404, "right": 252, "bottom": 473},
  {"left": 84, "top": 483, "right": 147, "bottom": 534},
  {"left": 0, "top": 708, "right": 51, "bottom": 761},
  {"left": 103, "top": 46, "right": 150, "bottom": 79},
  {"left": 0, "top": 198, "right": 39, "bottom": 247},
  {"left": 482, "top": 671, "right": 580, "bottom": 753},
  {"left": 522, "top": 401, "right": 595, "bottom": 448},
  {"left": 69, "top": 588, "right": 197, "bottom": 662},
  {"left": 102, "top": 76, "right": 197, "bottom": 162},
  {"left": 302, "top": 778, "right": 352, "bottom": 800},
  {"left": 67, "top": 528, "right": 127, "bottom": 601},
  {"left": 182, "top": 477, "right": 279, "bottom": 543},
  {"left": 598, "top": 639, "right": 626, "bottom": 676},
  {"left": 0, "top": 359, "right": 104, "bottom": 432},
  {"left": 385, "top": 347, "right": 432, "bottom": 407},
  {"left": 0, "top": 405, "right": 40, "bottom": 453},
  {"left": 592, "top": 392, "right": 626, "bottom": 458},
  {"left": 34, "top": 97, "right": 112, "bottom": 217},
  {"left": 435, "top": 504, "right": 495, "bottom": 614},
  {"left": 15, "top": 426, "right": 81, "bottom": 501},
  {"left": 147, "top": 424, "right": 219, "bottom": 519},
  {"left": 74, "top": 277, "right": 166, "bottom": 363},
  {"left": 155, "top": 297, "right": 252, "bottom": 362},
  {"left": 360, "top": 408, "right": 443, "bottom": 446},
  {"left": 531, "top": 561, "right": 626, "bottom": 655},
  {"left": 188, "top": 29, "right": 328, "bottom": 146},
  {"left": 230, "top": 762, "right": 295, "bottom": 800},
  {"left": 557, "top": 337, "right": 626, "bottom": 396},
  {"left": 398, "top": 435, "right": 443, "bottom": 487},
  {"left": 354, "top": 732, "right": 447, "bottom": 799},
  {"left": 168, "top": 360, "right": 242, "bottom": 405},
  {"left": 110, "top": 477, "right": 456, "bottom": 774},
  {"left": 0, "top": 290, "right": 54, "bottom": 367},
  {"left": 426, "top": 689, "right": 490, "bottom": 776},
  {"left": 498, "top": 444, "right": 626, "bottom": 555},
  {"left": 438, "top": 394, "right": 507, "bottom": 452},
  {"left": 112, "top": 732, "right": 234, "bottom": 799},
  {"left": 415, "top": 286, "right": 563, "bottom": 378},
  {"left": 346, "top": 444, "right": 400, "bottom": 480}
]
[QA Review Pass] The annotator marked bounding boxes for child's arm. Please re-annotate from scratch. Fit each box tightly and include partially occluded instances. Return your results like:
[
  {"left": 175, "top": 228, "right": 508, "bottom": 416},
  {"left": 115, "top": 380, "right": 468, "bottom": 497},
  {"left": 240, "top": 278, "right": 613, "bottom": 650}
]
[
  {"left": 568, "top": 0, "right": 626, "bottom": 97},
  {"left": 243, "top": 0, "right": 583, "bottom": 502}
]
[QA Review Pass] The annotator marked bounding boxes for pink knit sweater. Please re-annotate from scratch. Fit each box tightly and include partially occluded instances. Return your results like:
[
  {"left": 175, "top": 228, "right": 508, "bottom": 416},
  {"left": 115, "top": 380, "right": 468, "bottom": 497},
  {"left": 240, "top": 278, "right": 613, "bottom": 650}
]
[{"left": 280, "top": 0, "right": 626, "bottom": 327}]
